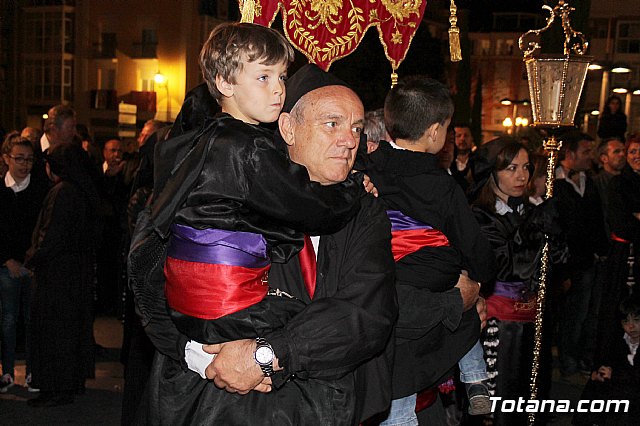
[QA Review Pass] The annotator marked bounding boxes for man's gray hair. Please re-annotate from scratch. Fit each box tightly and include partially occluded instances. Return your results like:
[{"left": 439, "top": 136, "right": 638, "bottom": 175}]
[{"left": 364, "top": 109, "right": 387, "bottom": 142}]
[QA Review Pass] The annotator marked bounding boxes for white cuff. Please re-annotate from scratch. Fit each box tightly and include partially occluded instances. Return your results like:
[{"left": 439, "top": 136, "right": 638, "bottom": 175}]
[{"left": 185, "top": 340, "right": 215, "bottom": 379}]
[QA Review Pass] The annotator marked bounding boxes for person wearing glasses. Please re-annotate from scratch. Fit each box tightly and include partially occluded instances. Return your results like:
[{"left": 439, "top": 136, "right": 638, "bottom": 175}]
[{"left": 0, "top": 133, "right": 48, "bottom": 393}]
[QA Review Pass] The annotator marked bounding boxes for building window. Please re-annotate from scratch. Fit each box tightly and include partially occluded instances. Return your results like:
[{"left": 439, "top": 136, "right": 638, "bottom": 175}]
[
  {"left": 616, "top": 21, "right": 640, "bottom": 54},
  {"left": 101, "top": 33, "right": 117, "bottom": 57},
  {"left": 140, "top": 29, "right": 157, "bottom": 58}
]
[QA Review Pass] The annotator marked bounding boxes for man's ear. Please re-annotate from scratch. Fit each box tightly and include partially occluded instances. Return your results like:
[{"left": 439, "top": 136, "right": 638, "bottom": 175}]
[
  {"left": 215, "top": 74, "right": 234, "bottom": 98},
  {"left": 278, "top": 113, "right": 295, "bottom": 146}
]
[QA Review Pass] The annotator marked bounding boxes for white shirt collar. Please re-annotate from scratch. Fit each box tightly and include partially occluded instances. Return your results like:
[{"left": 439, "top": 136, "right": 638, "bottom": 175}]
[
  {"left": 495, "top": 198, "right": 524, "bottom": 216},
  {"left": 623, "top": 333, "right": 638, "bottom": 366},
  {"left": 556, "top": 166, "right": 586, "bottom": 197},
  {"left": 388, "top": 140, "right": 406, "bottom": 151},
  {"left": 40, "top": 133, "right": 51, "bottom": 152},
  {"left": 4, "top": 172, "right": 31, "bottom": 193}
]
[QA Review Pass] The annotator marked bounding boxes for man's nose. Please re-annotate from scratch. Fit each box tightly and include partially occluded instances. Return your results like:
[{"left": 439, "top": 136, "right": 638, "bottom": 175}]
[{"left": 337, "top": 129, "right": 358, "bottom": 148}]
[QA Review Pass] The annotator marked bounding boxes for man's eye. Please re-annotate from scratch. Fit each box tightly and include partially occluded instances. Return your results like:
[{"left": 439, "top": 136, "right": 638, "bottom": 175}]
[
  {"left": 325, "top": 122, "right": 337, "bottom": 128},
  {"left": 353, "top": 127, "right": 363, "bottom": 134}
]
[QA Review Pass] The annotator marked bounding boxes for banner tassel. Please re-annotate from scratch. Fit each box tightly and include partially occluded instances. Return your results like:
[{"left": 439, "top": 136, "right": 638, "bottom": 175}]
[
  {"left": 240, "top": 0, "right": 256, "bottom": 23},
  {"left": 449, "top": 0, "right": 462, "bottom": 62}
]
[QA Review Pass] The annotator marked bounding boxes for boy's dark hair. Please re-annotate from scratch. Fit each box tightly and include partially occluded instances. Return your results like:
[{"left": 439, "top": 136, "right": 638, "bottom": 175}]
[
  {"left": 384, "top": 76, "right": 453, "bottom": 141},
  {"left": 618, "top": 295, "right": 640, "bottom": 320},
  {"left": 199, "top": 23, "right": 294, "bottom": 105}
]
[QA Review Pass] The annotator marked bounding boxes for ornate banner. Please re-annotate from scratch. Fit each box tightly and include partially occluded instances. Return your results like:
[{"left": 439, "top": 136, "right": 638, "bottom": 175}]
[{"left": 238, "top": 0, "right": 428, "bottom": 73}]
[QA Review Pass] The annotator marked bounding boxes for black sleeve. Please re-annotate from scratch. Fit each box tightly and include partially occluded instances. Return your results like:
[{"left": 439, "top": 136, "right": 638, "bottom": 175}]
[
  {"left": 394, "top": 286, "right": 464, "bottom": 335},
  {"left": 240, "top": 133, "right": 363, "bottom": 236},
  {"left": 264, "top": 197, "right": 397, "bottom": 385}
]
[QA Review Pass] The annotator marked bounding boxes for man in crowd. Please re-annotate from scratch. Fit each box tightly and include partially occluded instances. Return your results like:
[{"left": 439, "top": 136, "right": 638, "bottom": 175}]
[
  {"left": 555, "top": 132, "right": 609, "bottom": 376},
  {"left": 452, "top": 123, "right": 475, "bottom": 191},
  {"left": 134, "top": 65, "right": 400, "bottom": 424},
  {"left": 97, "top": 139, "right": 131, "bottom": 314},
  {"left": 39, "top": 105, "right": 76, "bottom": 152},
  {"left": 593, "top": 137, "right": 626, "bottom": 236}
]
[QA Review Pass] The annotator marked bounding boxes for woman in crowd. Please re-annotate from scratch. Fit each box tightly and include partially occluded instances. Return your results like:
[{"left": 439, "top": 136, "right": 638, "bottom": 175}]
[
  {"left": 0, "top": 133, "right": 48, "bottom": 392},
  {"left": 25, "top": 142, "right": 98, "bottom": 407},
  {"left": 470, "top": 138, "right": 562, "bottom": 425},
  {"left": 598, "top": 95, "right": 628, "bottom": 141}
]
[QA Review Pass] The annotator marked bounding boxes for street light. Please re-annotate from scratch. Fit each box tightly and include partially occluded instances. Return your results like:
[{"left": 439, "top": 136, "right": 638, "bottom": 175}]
[
  {"left": 500, "top": 98, "right": 531, "bottom": 134},
  {"left": 518, "top": 2, "right": 591, "bottom": 423},
  {"left": 154, "top": 71, "right": 171, "bottom": 122}
]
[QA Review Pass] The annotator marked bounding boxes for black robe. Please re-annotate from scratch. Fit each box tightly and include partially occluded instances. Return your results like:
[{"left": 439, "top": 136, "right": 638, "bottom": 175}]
[
  {"left": 136, "top": 194, "right": 397, "bottom": 425},
  {"left": 26, "top": 181, "right": 96, "bottom": 393},
  {"left": 365, "top": 141, "right": 495, "bottom": 398}
]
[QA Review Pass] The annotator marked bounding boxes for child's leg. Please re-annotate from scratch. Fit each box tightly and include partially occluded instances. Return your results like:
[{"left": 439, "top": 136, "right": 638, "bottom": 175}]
[{"left": 458, "top": 340, "right": 489, "bottom": 383}]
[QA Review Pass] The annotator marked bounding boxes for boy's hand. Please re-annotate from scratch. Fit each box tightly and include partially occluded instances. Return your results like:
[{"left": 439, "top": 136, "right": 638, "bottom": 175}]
[{"left": 361, "top": 173, "right": 378, "bottom": 197}]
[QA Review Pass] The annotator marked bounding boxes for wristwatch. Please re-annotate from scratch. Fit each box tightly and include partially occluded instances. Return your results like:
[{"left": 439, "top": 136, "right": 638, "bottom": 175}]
[{"left": 254, "top": 337, "right": 275, "bottom": 377}]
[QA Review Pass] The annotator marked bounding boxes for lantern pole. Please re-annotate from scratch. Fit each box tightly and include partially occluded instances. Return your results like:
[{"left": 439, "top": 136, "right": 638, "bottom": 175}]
[{"left": 518, "top": 2, "right": 592, "bottom": 425}]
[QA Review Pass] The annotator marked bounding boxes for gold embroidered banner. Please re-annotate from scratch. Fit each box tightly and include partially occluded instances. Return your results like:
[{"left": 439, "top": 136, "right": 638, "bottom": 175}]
[{"left": 238, "top": 0, "right": 427, "bottom": 72}]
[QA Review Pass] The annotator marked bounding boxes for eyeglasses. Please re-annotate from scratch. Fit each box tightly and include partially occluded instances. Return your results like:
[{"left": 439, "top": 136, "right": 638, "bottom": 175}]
[{"left": 8, "top": 155, "right": 35, "bottom": 165}]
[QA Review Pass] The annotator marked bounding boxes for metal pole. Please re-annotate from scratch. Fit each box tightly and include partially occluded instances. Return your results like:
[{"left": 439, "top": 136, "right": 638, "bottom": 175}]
[{"left": 528, "top": 134, "right": 562, "bottom": 426}]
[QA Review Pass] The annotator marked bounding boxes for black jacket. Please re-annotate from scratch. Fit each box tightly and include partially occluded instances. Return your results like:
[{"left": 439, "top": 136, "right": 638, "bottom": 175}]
[{"left": 554, "top": 174, "right": 608, "bottom": 268}]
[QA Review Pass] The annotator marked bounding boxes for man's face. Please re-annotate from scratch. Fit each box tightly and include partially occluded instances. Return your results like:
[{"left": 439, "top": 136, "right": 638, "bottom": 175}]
[
  {"left": 103, "top": 139, "right": 123, "bottom": 164},
  {"left": 454, "top": 126, "right": 473, "bottom": 152},
  {"left": 602, "top": 140, "right": 626, "bottom": 172},
  {"left": 627, "top": 142, "right": 640, "bottom": 173},
  {"left": 138, "top": 123, "right": 157, "bottom": 146},
  {"left": 568, "top": 140, "right": 594, "bottom": 172},
  {"left": 218, "top": 58, "right": 288, "bottom": 125},
  {"left": 281, "top": 86, "right": 364, "bottom": 185},
  {"left": 50, "top": 117, "right": 77, "bottom": 146},
  {"left": 437, "top": 127, "right": 455, "bottom": 170}
]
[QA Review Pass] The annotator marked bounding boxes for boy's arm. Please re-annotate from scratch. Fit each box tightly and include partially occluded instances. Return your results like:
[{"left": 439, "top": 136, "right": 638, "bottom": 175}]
[
  {"left": 446, "top": 185, "right": 496, "bottom": 283},
  {"left": 242, "top": 134, "right": 364, "bottom": 236}
]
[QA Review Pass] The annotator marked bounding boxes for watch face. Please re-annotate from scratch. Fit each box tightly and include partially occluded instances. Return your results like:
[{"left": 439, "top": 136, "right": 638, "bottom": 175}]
[{"left": 255, "top": 346, "right": 274, "bottom": 364}]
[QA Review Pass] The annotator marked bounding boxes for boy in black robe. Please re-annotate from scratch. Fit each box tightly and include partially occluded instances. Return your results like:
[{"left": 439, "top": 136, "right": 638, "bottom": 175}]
[{"left": 365, "top": 76, "right": 496, "bottom": 421}]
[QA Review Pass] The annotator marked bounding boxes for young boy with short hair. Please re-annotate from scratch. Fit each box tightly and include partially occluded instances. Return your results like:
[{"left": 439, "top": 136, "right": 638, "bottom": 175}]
[
  {"left": 154, "top": 23, "right": 363, "bottom": 365},
  {"left": 365, "top": 76, "right": 496, "bottom": 421}
]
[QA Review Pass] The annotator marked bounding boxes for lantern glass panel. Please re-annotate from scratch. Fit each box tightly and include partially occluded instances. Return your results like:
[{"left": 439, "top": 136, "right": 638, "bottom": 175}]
[{"left": 526, "top": 55, "right": 591, "bottom": 126}]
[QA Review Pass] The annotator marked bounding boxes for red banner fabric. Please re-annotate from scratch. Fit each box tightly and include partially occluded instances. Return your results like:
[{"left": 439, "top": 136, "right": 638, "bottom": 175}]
[{"left": 242, "top": 0, "right": 427, "bottom": 71}]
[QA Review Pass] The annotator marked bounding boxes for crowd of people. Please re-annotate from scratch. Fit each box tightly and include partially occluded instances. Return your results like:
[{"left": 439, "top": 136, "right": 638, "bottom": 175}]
[{"left": 1, "top": 22, "right": 638, "bottom": 425}]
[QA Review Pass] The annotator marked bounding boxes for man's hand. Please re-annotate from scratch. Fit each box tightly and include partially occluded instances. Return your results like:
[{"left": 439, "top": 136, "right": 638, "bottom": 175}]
[
  {"left": 455, "top": 274, "right": 480, "bottom": 311},
  {"left": 203, "top": 339, "right": 269, "bottom": 394},
  {"left": 590, "top": 366, "right": 612, "bottom": 382},
  {"left": 105, "top": 159, "right": 126, "bottom": 176},
  {"left": 476, "top": 297, "right": 487, "bottom": 330}
]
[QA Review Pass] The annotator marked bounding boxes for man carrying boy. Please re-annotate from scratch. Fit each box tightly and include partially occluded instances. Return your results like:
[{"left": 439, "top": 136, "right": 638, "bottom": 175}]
[
  {"left": 365, "top": 76, "right": 495, "bottom": 424},
  {"left": 131, "top": 26, "right": 398, "bottom": 425}
]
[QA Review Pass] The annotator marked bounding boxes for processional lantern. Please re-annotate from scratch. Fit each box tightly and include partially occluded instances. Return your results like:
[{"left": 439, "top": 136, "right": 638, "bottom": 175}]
[{"left": 518, "top": 2, "right": 592, "bottom": 424}]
